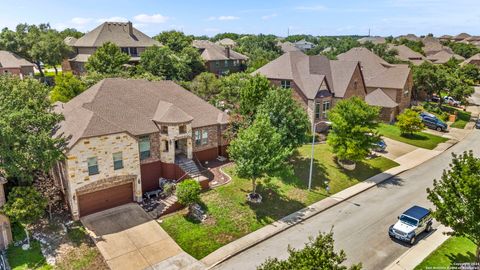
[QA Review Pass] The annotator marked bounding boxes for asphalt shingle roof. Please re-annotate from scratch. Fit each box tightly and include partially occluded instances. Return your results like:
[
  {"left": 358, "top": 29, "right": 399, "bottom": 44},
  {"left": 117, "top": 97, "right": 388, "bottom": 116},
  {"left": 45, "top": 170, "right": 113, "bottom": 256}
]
[
  {"left": 193, "top": 40, "right": 247, "bottom": 61},
  {"left": 0, "top": 50, "right": 34, "bottom": 68}
]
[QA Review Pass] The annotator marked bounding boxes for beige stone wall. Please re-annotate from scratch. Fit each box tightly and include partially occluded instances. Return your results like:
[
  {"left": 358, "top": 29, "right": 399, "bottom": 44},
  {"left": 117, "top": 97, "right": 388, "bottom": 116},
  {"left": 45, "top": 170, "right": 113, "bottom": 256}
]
[
  {"left": 65, "top": 132, "right": 141, "bottom": 218},
  {"left": 158, "top": 123, "right": 193, "bottom": 163}
]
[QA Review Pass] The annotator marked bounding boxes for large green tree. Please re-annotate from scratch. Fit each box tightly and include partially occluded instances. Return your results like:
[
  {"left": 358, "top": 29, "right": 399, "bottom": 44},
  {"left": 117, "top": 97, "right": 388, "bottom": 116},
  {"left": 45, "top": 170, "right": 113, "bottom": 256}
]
[
  {"left": 0, "top": 76, "right": 65, "bottom": 184},
  {"left": 236, "top": 34, "right": 283, "bottom": 71},
  {"left": 3, "top": 186, "right": 47, "bottom": 248},
  {"left": 139, "top": 45, "right": 189, "bottom": 80},
  {"left": 327, "top": 97, "right": 380, "bottom": 164},
  {"left": 189, "top": 72, "right": 220, "bottom": 101},
  {"left": 258, "top": 231, "right": 362, "bottom": 270},
  {"left": 238, "top": 74, "right": 273, "bottom": 122},
  {"left": 257, "top": 88, "right": 310, "bottom": 149},
  {"left": 427, "top": 151, "right": 480, "bottom": 263},
  {"left": 442, "top": 41, "right": 480, "bottom": 59},
  {"left": 412, "top": 62, "right": 450, "bottom": 102},
  {"left": 217, "top": 72, "right": 251, "bottom": 110},
  {"left": 228, "top": 114, "right": 291, "bottom": 198},
  {"left": 85, "top": 41, "right": 130, "bottom": 75},
  {"left": 395, "top": 109, "right": 425, "bottom": 135},
  {"left": 154, "top": 30, "right": 194, "bottom": 53},
  {"left": 50, "top": 73, "right": 86, "bottom": 102}
]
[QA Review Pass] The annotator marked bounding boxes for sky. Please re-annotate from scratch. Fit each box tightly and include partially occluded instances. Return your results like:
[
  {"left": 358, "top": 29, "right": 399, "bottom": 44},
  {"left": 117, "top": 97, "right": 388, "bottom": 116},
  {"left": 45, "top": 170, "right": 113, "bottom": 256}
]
[{"left": 1, "top": 0, "right": 479, "bottom": 37}]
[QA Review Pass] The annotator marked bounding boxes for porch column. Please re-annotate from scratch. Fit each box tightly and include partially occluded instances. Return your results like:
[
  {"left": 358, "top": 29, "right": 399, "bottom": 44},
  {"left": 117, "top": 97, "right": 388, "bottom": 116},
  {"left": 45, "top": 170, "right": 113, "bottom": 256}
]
[{"left": 187, "top": 137, "right": 193, "bottom": 159}]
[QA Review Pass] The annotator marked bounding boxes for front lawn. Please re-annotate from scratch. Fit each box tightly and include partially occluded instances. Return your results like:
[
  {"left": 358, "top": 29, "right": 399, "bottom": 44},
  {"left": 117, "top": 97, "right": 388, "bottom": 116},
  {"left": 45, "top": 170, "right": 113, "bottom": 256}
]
[
  {"left": 161, "top": 144, "right": 398, "bottom": 259},
  {"left": 415, "top": 237, "right": 477, "bottom": 270},
  {"left": 7, "top": 241, "right": 52, "bottom": 270},
  {"left": 377, "top": 124, "right": 448, "bottom": 150}
]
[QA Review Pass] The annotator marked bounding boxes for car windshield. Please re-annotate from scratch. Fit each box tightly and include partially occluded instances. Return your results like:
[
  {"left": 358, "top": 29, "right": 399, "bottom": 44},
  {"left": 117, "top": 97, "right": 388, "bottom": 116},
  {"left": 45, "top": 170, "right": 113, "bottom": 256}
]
[{"left": 400, "top": 215, "right": 418, "bottom": 226}]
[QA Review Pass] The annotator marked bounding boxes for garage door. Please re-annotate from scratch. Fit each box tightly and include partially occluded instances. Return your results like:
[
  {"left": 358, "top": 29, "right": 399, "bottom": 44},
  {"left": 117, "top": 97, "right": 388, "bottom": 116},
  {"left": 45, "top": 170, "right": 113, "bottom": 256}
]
[{"left": 78, "top": 183, "right": 133, "bottom": 217}]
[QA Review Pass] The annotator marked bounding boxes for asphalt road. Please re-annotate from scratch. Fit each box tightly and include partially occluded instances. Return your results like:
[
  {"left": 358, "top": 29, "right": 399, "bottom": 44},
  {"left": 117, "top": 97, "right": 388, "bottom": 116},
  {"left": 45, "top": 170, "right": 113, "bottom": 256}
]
[{"left": 214, "top": 129, "right": 480, "bottom": 270}]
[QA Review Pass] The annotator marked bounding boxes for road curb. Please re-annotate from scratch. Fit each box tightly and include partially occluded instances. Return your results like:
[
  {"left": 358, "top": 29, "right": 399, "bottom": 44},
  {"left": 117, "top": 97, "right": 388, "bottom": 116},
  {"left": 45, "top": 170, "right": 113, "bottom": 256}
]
[{"left": 202, "top": 145, "right": 459, "bottom": 268}]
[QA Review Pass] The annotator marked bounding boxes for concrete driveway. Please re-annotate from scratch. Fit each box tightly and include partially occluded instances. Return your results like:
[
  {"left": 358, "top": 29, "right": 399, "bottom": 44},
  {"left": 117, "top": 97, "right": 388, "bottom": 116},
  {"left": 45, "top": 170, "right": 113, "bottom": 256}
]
[
  {"left": 81, "top": 204, "right": 184, "bottom": 270},
  {"left": 378, "top": 137, "right": 418, "bottom": 161}
]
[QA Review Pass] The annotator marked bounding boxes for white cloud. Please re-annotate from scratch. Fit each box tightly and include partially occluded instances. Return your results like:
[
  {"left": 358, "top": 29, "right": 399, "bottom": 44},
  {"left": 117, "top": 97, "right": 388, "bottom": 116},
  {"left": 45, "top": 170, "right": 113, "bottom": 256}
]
[
  {"left": 71, "top": 17, "right": 93, "bottom": 26},
  {"left": 134, "top": 14, "right": 169, "bottom": 24},
  {"left": 207, "top": 15, "right": 239, "bottom": 21},
  {"left": 295, "top": 5, "right": 326, "bottom": 11},
  {"left": 261, "top": 13, "right": 278, "bottom": 20},
  {"left": 97, "top": 16, "right": 129, "bottom": 23}
]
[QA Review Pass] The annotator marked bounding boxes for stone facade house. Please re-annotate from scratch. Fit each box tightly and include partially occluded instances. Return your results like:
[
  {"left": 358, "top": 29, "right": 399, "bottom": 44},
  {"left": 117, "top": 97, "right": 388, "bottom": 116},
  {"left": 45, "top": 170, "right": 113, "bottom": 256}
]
[
  {"left": 52, "top": 78, "right": 228, "bottom": 219},
  {"left": 338, "top": 47, "right": 413, "bottom": 122},
  {"left": 252, "top": 51, "right": 367, "bottom": 128},
  {"left": 62, "top": 21, "right": 161, "bottom": 74},
  {"left": 193, "top": 40, "right": 248, "bottom": 76},
  {"left": 0, "top": 50, "right": 35, "bottom": 78}
]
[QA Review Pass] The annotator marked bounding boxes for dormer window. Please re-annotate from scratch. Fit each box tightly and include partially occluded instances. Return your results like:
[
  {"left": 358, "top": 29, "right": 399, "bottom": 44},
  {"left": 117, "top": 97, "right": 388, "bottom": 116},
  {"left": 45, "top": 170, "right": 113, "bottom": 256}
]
[
  {"left": 160, "top": 126, "right": 168, "bottom": 135},
  {"left": 281, "top": 80, "right": 291, "bottom": 89},
  {"left": 179, "top": 125, "right": 187, "bottom": 134}
]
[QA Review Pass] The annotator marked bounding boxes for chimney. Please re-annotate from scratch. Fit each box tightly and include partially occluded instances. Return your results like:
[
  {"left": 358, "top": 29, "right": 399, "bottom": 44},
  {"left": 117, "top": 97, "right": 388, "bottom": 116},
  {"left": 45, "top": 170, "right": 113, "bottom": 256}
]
[
  {"left": 127, "top": 21, "right": 133, "bottom": 36},
  {"left": 225, "top": 46, "right": 230, "bottom": 58}
]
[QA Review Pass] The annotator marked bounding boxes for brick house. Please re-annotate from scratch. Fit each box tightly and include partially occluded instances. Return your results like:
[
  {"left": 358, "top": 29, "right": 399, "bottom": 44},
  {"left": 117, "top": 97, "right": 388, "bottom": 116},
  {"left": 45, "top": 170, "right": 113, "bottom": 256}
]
[
  {"left": 253, "top": 51, "right": 367, "bottom": 128},
  {"left": 338, "top": 47, "right": 413, "bottom": 122},
  {"left": 193, "top": 40, "right": 248, "bottom": 76},
  {"left": 52, "top": 78, "right": 229, "bottom": 219},
  {"left": 62, "top": 22, "right": 161, "bottom": 74},
  {"left": 0, "top": 50, "right": 35, "bottom": 78}
]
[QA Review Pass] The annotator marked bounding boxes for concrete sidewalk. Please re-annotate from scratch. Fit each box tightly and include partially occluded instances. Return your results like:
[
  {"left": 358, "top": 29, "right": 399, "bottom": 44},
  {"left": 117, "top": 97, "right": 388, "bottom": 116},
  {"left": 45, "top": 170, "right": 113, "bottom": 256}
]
[
  {"left": 201, "top": 148, "right": 444, "bottom": 268},
  {"left": 385, "top": 225, "right": 452, "bottom": 270}
]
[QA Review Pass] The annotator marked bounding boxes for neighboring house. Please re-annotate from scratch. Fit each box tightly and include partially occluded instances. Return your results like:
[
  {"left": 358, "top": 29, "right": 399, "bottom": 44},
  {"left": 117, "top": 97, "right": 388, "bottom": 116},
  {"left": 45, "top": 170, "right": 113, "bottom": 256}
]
[
  {"left": 388, "top": 44, "right": 427, "bottom": 65},
  {"left": 462, "top": 53, "right": 480, "bottom": 67},
  {"left": 293, "top": 39, "right": 315, "bottom": 51},
  {"left": 452, "top": 33, "right": 471, "bottom": 42},
  {"left": 338, "top": 47, "right": 413, "bottom": 122},
  {"left": 278, "top": 41, "right": 301, "bottom": 53},
  {"left": 252, "top": 51, "right": 367, "bottom": 127},
  {"left": 422, "top": 36, "right": 452, "bottom": 56},
  {"left": 438, "top": 35, "right": 453, "bottom": 42},
  {"left": 0, "top": 50, "right": 35, "bottom": 77},
  {"left": 62, "top": 21, "right": 161, "bottom": 74},
  {"left": 52, "top": 78, "right": 229, "bottom": 219},
  {"left": 193, "top": 40, "right": 248, "bottom": 76},
  {"left": 215, "top": 38, "right": 237, "bottom": 48},
  {"left": 427, "top": 50, "right": 465, "bottom": 64},
  {"left": 397, "top": 34, "right": 421, "bottom": 42},
  {"left": 358, "top": 36, "right": 386, "bottom": 45}
]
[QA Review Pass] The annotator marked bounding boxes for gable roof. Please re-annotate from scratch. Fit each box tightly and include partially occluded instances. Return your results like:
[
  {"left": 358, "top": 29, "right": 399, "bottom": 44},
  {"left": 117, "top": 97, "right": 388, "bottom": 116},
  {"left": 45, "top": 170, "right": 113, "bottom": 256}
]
[
  {"left": 193, "top": 40, "right": 247, "bottom": 61},
  {"left": 337, "top": 47, "right": 411, "bottom": 90},
  {"left": 427, "top": 50, "right": 465, "bottom": 64},
  {"left": 71, "top": 22, "right": 160, "bottom": 47},
  {"left": 252, "top": 51, "right": 362, "bottom": 99},
  {"left": 397, "top": 34, "right": 421, "bottom": 42},
  {"left": 387, "top": 44, "right": 426, "bottom": 65},
  {"left": 56, "top": 78, "right": 228, "bottom": 148},
  {"left": 278, "top": 41, "right": 301, "bottom": 53},
  {"left": 453, "top": 33, "right": 471, "bottom": 41},
  {"left": 215, "top": 38, "right": 236, "bottom": 47},
  {"left": 365, "top": 88, "right": 398, "bottom": 108},
  {"left": 358, "top": 36, "right": 386, "bottom": 45},
  {"left": 0, "top": 50, "right": 34, "bottom": 68}
]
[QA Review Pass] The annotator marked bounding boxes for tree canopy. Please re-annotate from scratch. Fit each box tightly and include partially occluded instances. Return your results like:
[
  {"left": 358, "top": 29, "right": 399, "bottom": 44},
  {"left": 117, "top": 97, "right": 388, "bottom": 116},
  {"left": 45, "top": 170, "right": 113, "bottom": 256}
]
[
  {"left": 238, "top": 74, "right": 273, "bottom": 122},
  {"left": 236, "top": 34, "right": 283, "bottom": 71},
  {"left": 442, "top": 40, "right": 480, "bottom": 59},
  {"left": 427, "top": 151, "right": 480, "bottom": 263},
  {"left": 154, "top": 30, "right": 194, "bottom": 53},
  {"left": 85, "top": 41, "right": 130, "bottom": 75},
  {"left": 176, "top": 179, "right": 202, "bottom": 207},
  {"left": 50, "top": 73, "right": 86, "bottom": 102},
  {"left": 395, "top": 109, "right": 425, "bottom": 135},
  {"left": 0, "top": 76, "right": 65, "bottom": 184}
]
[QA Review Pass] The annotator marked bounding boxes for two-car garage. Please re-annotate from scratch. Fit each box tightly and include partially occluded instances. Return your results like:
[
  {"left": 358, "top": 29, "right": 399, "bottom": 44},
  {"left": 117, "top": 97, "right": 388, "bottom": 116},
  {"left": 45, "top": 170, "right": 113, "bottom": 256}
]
[{"left": 78, "top": 182, "right": 134, "bottom": 217}]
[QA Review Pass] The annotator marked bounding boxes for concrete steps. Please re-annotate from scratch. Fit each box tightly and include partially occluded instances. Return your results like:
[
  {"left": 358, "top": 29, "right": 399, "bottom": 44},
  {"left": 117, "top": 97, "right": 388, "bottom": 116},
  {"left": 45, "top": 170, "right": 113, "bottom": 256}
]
[{"left": 178, "top": 159, "right": 203, "bottom": 178}]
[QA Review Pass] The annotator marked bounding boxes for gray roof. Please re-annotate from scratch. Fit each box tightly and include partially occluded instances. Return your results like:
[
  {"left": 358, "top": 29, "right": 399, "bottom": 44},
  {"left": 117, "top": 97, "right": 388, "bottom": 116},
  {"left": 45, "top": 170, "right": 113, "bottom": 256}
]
[
  {"left": 56, "top": 78, "right": 228, "bottom": 148},
  {"left": 0, "top": 50, "right": 34, "bottom": 68},
  {"left": 70, "top": 22, "right": 160, "bottom": 48},
  {"left": 366, "top": 88, "right": 398, "bottom": 108},
  {"left": 193, "top": 40, "right": 248, "bottom": 61},
  {"left": 252, "top": 51, "right": 362, "bottom": 99},
  {"left": 337, "top": 47, "right": 411, "bottom": 90}
]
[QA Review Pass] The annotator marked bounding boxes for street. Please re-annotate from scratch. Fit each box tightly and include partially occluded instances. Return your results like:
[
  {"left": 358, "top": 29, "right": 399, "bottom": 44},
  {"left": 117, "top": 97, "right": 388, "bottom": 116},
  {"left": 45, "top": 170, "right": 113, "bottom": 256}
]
[{"left": 214, "top": 129, "right": 480, "bottom": 270}]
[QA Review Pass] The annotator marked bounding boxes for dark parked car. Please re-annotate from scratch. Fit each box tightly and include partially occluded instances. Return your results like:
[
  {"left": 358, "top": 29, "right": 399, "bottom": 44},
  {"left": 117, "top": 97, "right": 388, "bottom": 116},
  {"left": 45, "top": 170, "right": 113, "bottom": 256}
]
[
  {"left": 476, "top": 119, "right": 480, "bottom": 129},
  {"left": 389, "top": 205, "right": 433, "bottom": 245},
  {"left": 422, "top": 115, "right": 448, "bottom": 132},
  {"left": 373, "top": 139, "right": 387, "bottom": 152}
]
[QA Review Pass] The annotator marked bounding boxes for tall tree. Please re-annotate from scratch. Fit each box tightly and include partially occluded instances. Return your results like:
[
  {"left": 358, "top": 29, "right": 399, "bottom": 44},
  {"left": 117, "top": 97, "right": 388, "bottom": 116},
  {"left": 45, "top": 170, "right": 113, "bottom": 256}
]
[
  {"left": 85, "top": 41, "right": 130, "bottom": 75},
  {"left": 412, "top": 62, "right": 450, "bottom": 102},
  {"left": 427, "top": 151, "right": 480, "bottom": 263},
  {"left": 258, "top": 231, "right": 362, "bottom": 270},
  {"left": 236, "top": 34, "right": 283, "bottom": 71},
  {"left": 154, "top": 30, "right": 194, "bottom": 53},
  {"left": 50, "top": 73, "right": 86, "bottom": 102},
  {"left": 3, "top": 186, "right": 47, "bottom": 249},
  {"left": 257, "top": 88, "right": 310, "bottom": 149},
  {"left": 327, "top": 97, "right": 380, "bottom": 165},
  {"left": 0, "top": 76, "right": 65, "bottom": 184},
  {"left": 59, "top": 28, "right": 84, "bottom": 39},
  {"left": 238, "top": 74, "right": 273, "bottom": 122},
  {"left": 217, "top": 72, "right": 251, "bottom": 110},
  {"left": 179, "top": 46, "right": 205, "bottom": 79},
  {"left": 139, "top": 45, "right": 189, "bottom": 80},
  {"left": 189, "top": 72, "right": 220, "bottom": 101},
  {"left": 228, "top": 114, "right": 291, "bottom": 199}
]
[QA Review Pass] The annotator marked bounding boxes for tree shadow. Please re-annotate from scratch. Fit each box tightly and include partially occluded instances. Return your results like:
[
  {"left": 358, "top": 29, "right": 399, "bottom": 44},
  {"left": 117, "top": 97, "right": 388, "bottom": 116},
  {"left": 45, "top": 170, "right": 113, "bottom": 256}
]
[
  {"left": 401, "top": 133, "right": 429, "bottom": 141},
  {"left": 445, "top": 251, "right": 477, "bottom": 264},
  {"left": 274, "top": 151, "right": 328, "bottom": 190}
]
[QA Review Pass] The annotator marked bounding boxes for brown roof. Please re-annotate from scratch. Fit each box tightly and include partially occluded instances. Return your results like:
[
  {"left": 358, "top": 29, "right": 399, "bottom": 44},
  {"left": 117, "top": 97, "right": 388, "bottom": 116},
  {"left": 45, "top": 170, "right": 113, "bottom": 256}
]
[
  {"left": 71, "top": 22, "right": 160, "bottom": 48},
  {"left": 357, "top": 36, "right": 386, "bottom": 45},
  {"left": 0, "top": 50, "right": 34, "bottom": 68},
  {"left": 252, "top": 51, "right": 362, "bottom": 99},
  {"left": 337, "top": 47, "right": 411, "bottom": 90},
  {"left": 193, "top": 40, "right": 247, "bottom": 61},
  {"left": 387, "top": 44, "right": 426, "bottom": 65},
  {"left": 427, "top": 50, "right": 465, "bottom": 64},
  {"left": 439, "top": 35, "right": 453, "bottom": 40},
  {"left": 278, "top": 41, "right": 301, "bottom": 53},
  {"left": 215, "top": 38, "right": 236, "bottom": 47},
  {"left": 366, "top": 88, "right": 398, "bottom": 108},
  {"left": 462, "top": 53, "right": 480, "bottom": 65},
  {"left": 56, "top": 78, "right": 228, "bottom": 148},
  {"left": 453, "top": 33, "right": 471, "bottom": 41},
  {"left": 397, "top": 34, "right": 421, "bottom": 42}
]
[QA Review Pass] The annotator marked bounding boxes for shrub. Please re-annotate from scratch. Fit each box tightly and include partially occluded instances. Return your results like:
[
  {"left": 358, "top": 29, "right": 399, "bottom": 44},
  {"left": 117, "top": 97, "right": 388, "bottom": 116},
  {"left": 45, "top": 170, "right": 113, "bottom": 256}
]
[
  {"left": 176, "top": 179, "right": 201, "bottom": 207},
  {"left": 396, "top": 109, "right": 425, "bottom": 135}
]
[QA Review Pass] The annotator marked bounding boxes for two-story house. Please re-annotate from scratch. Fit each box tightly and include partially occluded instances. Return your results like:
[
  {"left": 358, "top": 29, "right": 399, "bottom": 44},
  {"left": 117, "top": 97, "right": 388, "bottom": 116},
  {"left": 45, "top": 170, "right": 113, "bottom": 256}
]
[
  {"left": 192, "top": 40, "right": 248, "bottom": 76},
  {"left": 62, "top": 21, "right": 161, "bottom": 74},
  {"left": 338, "top": 47, "right": 413, "bottom": 122},
  {"left": 253, "top": 51, "right": 367, "bottom": 128},
  {"left": 0, "top": 50, "right": 35, "bottom": 77},
  {"left": 52, "top": 78, "right": 229, "bottom": 219}
]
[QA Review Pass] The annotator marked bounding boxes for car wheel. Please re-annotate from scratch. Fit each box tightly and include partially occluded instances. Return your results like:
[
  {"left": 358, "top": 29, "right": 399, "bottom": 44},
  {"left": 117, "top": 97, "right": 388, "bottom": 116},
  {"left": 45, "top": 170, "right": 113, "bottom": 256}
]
[
  {"left": 436, "top": 127, "right": 442, "bottom": 132},
  {"left": 410, "top": 236, "right": 416, "bottom": 245},
  {"left": 426, "top": 224, "right": 432, "bottom": 233}
]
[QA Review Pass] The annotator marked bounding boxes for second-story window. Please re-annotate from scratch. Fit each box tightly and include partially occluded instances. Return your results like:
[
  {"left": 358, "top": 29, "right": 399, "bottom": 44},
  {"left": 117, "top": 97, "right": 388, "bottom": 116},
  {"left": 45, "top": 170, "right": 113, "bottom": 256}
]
[
  {"left": 224, "top": 60, "right": 229, "bottom": 67},
  {"left": 121, "top": 47, "right": 129, "bottom": 54},
  {"left": 281, "top": 80, "right": 291, "bottom": 89},
  {"left": 202, "top": 130, "right": 209, "bottom": 145},
  {"left": 87, "top": 157, "right": 99, "bottom": 175},
  {"left": 315, "top": 102, "right": 321, "bottom": 119},
  {"left": 113, "top": 152, "right": 123, "bottom": 170},
  {"left": 179, "top": 125, "right": 186, "bottom": 134},
  {"left": 161, "top": 125, "right": 168, "bottom": 135},
  {"left": 130, "top": 47, "right": 138, "bottom": 57},
  {"left": 139, "top": 136, "right": 151, "bottom": 160},
  {"left": 322, "top": 101, "right": 330, "bottom": 119},
  {"left": 215, "top": 61, "right": 220, "bottom": 68},
  {"left": 194, "top": 130, "right": 201, "bottom": 146}
]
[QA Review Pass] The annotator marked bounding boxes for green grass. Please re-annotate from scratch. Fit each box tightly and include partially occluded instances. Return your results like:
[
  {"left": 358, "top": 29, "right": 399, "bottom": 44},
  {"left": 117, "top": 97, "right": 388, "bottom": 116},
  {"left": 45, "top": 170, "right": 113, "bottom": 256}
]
[
  {"left": 161, "top": 144, "right": 398, "bottom": 259},
  {"left": 415, "top": 237, "right": 478, "bottom": 270},
  {"left": 377, "top": 124, "right": 449, "bottom": 150},
  {"left": 12, "top": 222, "right": 26, "bottom": 242},
  {"left": 7, "top": 241, "right": 52, "bottom": 270}
]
